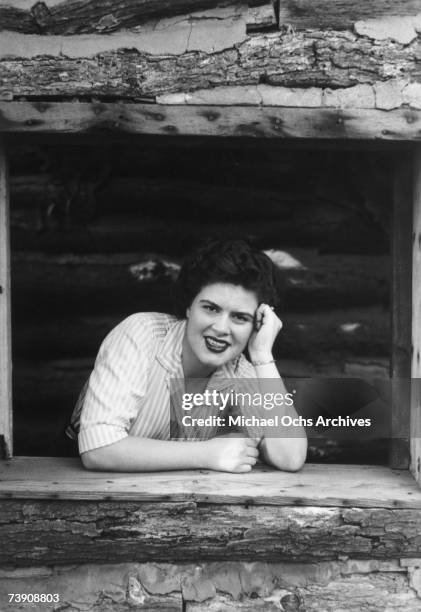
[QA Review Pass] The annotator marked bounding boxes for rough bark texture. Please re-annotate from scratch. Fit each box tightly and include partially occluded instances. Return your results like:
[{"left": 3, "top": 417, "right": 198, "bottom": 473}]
[
  {"left": 1, "top": 501, "right": 421, "bottom": 566},
  {"left": 0, "top": 0, "right": 274, "bottom": 34},
  {"left": 278, "top": 0, "right": 421, "bottom": 31},
  {"left": 0, "top": 30, "right": 420, "bottom": 100}
]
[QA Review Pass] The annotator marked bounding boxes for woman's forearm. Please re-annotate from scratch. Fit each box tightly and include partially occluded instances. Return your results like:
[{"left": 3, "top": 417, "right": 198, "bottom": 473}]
[
  {"left": 251, "top": 355, "right": 307, "bottom": 471},
  {"left": 81, "top": 434, "right": 259, "bottom": 473},
  {"left": 81, "top": 436, "right": 209, "bottom": 472}
]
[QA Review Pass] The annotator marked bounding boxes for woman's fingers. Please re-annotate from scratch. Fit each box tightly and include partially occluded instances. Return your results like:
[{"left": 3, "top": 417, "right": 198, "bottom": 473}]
[
  {"left": 237, "top": 463, "right": 253, "bottom": 473},
  {"left": 246, "top": 437, "right": 259, "bottom": 448}
]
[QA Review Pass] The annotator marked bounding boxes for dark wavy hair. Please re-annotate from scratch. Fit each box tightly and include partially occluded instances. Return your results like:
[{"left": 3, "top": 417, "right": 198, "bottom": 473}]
[{"left": 174, "top": 240, "right": 281, "bottom": 318}]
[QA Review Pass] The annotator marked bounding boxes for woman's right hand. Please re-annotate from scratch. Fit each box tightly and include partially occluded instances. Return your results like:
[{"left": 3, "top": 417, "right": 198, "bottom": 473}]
[{"left": 204, "top": 436, "right": 259, "bottom": 473}]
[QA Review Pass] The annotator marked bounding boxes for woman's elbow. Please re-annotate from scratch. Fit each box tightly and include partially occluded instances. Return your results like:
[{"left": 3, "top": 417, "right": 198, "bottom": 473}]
[
  {"left": 81, "top": 449, "right": 105, "bottom": 471},
  {"left": 261, "top": 438, "right": 307, "bottom": 472},
  {"left": 281, "top": 452, "right": 306, "bottom": 472}
]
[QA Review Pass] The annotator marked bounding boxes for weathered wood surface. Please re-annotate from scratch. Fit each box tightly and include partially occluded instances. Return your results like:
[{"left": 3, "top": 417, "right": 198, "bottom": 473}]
[
  {"left": 411, "top": 148, "right": 421, "bottom": 486},
  {"left": 390, "top": 155, "right": 412, "bottom": 469},
  {"left": 2, "top": 500, "right": 421, "bottom": 567},
  {"left": 278, "top": 0, "right": 421, "bottom": 30},
  {"left": 9, "top": 175, "right": 326, "bottom": 219},
  {"left": 1, "top": 103, "right": 420, "bottom": 141},
  {"left": 9, "top": 251, "right": 390, "bottom": 312},
  {"left": 0, "top": 0, "right": 420, "bottom": 34},
  {"left": 0, "top": 462, "right": 421, "bottom": 566},
  {"left": 0, "top": 0, "right": 275, "bottom": 34},
  {"left": 10, "top": 212, "right": 389, "bottom": 254},
  {"left": 0, "top": 30, "right": 420, "bottom": 97},
  {"left": 0, "top": 140, "right": 12, "bottom": 459},
  {"left": 0, "top": 459, "right": 420, "bottom": 507},
  {"left": 12, "top": 308, "right": 389, "bottom": 363},
  {"left": 10, "top": 172, "right": 392, "bottom": 229}
]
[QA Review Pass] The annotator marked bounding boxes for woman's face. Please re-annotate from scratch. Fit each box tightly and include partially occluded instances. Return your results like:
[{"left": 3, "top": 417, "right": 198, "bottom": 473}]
[{"left": 183, "top": 282, "right": 259, "bottom": 376}]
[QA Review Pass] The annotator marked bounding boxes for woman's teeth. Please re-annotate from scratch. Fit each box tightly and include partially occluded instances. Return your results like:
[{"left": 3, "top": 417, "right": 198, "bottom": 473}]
[{"left": 205, "top": 337, "right": 230, "bottom": 352}]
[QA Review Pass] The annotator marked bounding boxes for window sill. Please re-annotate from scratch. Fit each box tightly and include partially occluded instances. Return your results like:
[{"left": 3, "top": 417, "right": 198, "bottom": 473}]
[
  {"left": 0, "top": 457, "right": 419, "bottom": 507},
  {"left": 1, "top": 458, "right": 421, "bottom": 567}
]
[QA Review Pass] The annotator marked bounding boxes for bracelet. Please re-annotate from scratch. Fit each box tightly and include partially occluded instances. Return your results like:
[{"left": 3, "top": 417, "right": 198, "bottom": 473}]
[{"left": 251, "top": 358, "right": 275, "bottom": 367}]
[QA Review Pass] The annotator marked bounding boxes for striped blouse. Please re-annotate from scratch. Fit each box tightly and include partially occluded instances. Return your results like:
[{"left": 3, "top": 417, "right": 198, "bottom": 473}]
[{"left": 68, "top": 312, "right": 259, "bottom": 454}]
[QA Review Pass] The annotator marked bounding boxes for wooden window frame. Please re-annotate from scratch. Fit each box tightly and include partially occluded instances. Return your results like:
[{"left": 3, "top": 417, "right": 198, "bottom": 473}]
[
  {"left": 0, "top": 102, "right": 420, "bottom": 493},
  {"left": 0, "top": 136, "right": 12, "bottom": 460}
]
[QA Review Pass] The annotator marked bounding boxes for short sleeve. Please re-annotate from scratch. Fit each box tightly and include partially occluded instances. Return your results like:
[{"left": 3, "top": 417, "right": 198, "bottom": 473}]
[{"left": 78, "top": 317, "right": 152, "bottom": 453}]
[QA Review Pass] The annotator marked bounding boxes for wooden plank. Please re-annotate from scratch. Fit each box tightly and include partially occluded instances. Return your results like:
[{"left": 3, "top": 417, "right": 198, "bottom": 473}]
[
  {"left": 390, "top": 154, "right": 412, "bottom": 469},
  {"left": 2, "top": 496, "right": 421, "bottom": 567},
  {"left": 278, "top": 0, "right": 421, "bottom": 30},
  {"left": 0, "top": 0, "right": 274, "bottom": 34},
  {"left": 0, "top": 139, "right": 12, "bottom": 459},
  {"left": 411, "top": 147, "right": 421, "bottom": 486},
  {"left": 9, "top": 250, "right": 390, "bottom": 313},
  {"left": 1, "top": 103, "right": 421, "bottom": 141},
  {"left": 0, "top": 33, "right": 418, "bottom": 97},
  {"left": 12, "top": 307, "right": 390, "bottom": 361},
  {"left": 0, "top": 459, "right": 420, "bottom": 508},
  {"left": 10, "top": 211, "right": 389, "bottom": 254}
]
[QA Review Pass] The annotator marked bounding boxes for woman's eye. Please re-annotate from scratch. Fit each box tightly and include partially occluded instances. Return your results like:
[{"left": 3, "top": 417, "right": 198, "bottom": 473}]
[
  {"left": 233, "top": 314, "right": 248, "bottom": 323},
  {"left": 203, "top": 304, "right": 217, "bottom": 312}
]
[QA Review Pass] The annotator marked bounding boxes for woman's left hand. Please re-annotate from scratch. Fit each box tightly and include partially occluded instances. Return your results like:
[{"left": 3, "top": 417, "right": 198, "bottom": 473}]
[{"left": 248, "top": 303, "right": 282, "bottom": 362}]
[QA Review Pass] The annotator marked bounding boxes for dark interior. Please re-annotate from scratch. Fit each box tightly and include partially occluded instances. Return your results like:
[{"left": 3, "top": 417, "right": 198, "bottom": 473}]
[{"left": 8, "top": 136, "right": 396, "bottom": 462}]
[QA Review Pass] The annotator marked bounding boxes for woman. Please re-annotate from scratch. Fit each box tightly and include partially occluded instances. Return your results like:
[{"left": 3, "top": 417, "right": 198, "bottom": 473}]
[{"left": 68, "top": 240, "right": 307, "bottom": 473}]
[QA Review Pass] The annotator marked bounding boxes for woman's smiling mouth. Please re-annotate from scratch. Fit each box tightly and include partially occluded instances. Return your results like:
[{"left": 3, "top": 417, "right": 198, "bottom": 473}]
[{"left": 204, "top": 336, "right": 231, "bottom": 353}]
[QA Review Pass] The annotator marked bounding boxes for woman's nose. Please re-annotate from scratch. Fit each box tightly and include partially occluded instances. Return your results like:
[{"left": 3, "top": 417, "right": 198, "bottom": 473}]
[{"left": 211, "top": 313, "right": 230, "bottom": 335}]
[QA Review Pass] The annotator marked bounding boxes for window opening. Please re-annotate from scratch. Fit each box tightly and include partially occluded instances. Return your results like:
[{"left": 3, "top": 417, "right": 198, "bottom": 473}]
[{"left": 7, "top": 137, "right": 398, "bottom": 464}]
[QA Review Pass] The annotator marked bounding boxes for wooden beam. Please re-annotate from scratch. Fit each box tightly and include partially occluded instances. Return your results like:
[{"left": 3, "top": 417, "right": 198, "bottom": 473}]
[
  {"left": 390, "top": 154, "right": 412, "bottom": 469},
  {"left": 2, "top": 493, "right": 421, "bottom": 565},
  {"left": 11, "top": 307, "right": 389, "bottom": 362},
  {"left": 0, "top": 32, "right": 418, "bottom": 97},
  {"left": 278, "top": 0, "right": 421, "bottom": 30},
  {"left": 0, "top": 103, "right": 421, "bottom": 140},
  {"left": 0, "top": 0, "right": 274, "bottom": 34},
  {"left": 0, "top": 138, "right": 12, "bottom": 459},
  {"left": 411, "top": 148, "right": 421, "bottom": 485},
  {"left": 1, "top": 459, "right": 421, "bottom": 507}
]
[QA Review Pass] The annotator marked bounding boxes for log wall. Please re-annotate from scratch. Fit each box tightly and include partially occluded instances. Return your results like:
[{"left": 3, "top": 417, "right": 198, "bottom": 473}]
[
  {"left": 0, "top": 0, "right": 420, "bottom": 114},
  {"left": 2, "top": 0, "right": 417, "bottom": 463},
  {"left": 9, "top": 142, "right": 393, "bottom": 462}
]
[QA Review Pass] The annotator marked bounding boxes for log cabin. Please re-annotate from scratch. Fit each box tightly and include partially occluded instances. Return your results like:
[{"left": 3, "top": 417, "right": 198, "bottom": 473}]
[{"left": 1, "top": 0, "right": 421, "bottom": 609}]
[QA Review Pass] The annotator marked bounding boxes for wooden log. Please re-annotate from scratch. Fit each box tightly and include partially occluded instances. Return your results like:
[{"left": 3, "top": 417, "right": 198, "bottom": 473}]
[
  {"left": 1, "top": 491, "right": 421, "bottom": 565},
  {"left": 0, "top": 0, "right": 275, "bottom": 34},
  {"left": 1, "top": 103, "right": 420, "bottom": 142},
  {"left": 0, "top": 28, "right": 419, "bottom": 99},
  {"left": 9, "top": 171, "right": 392, "bottom": 224},
  {"left": 278, "top": 308, "right": 389, "bottom": 358},
  {"left": 10, "top": 251, "right": 390, "bottom": 317},
  {"left": 278, "top": 0, "right": 421, "bottom": 31},
  {"left": 9, "top": 174, "right": 320, "bottom": 219},
  {"left": 411, "top": 148, "right": 421, "bottom": 486},
  {"left": 0, "top": 139, "right": 12, "bottom": 459},
  {"left": 10, "top": 208, "right": 389, "bottom": 254},
  {"left": 390, "top": 153, "right": 412, "bottom": 469},
  {"left": 13, "top": 359, "right": 92, "bottom": 411},
  {"left": 0, "top": 491, "right": 414, "bottom": 571},
  {"left": 12, "top": 306, "right": 390, "bottom": 361}
]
